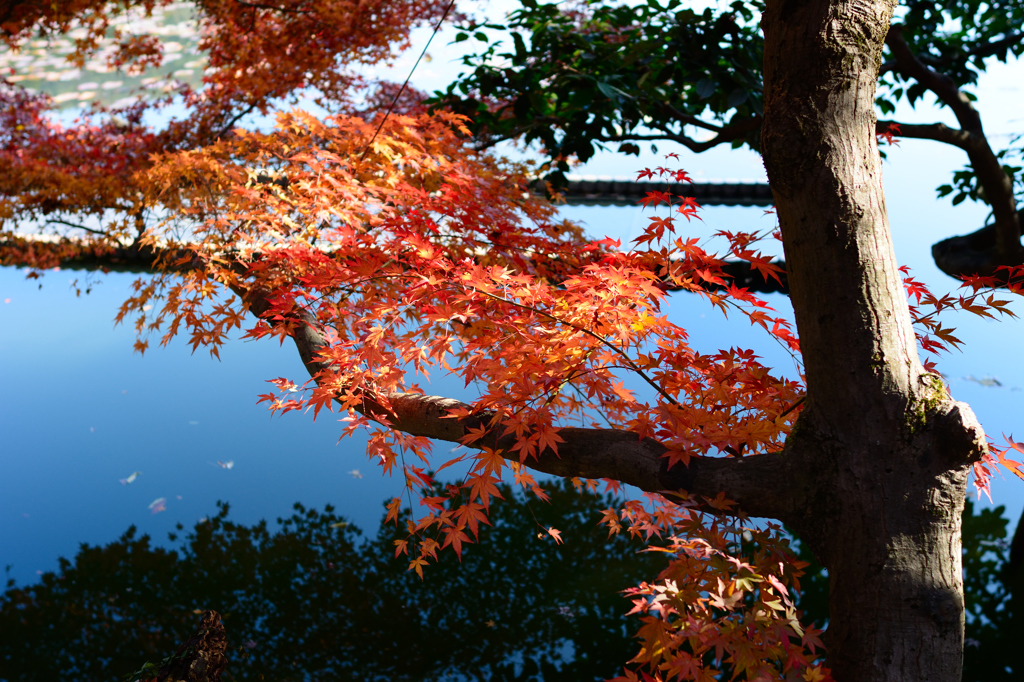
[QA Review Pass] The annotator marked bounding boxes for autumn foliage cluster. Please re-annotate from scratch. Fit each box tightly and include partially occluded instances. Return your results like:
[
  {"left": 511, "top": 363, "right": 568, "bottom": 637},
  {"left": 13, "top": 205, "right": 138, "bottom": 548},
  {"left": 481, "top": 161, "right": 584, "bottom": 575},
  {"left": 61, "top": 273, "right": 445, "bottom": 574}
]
[
  {"left": 128, "top": 108, "right": 830, "bottom": 680},
  {"left": 3, "top": 2, "right": 1024, "bottom": 681}
]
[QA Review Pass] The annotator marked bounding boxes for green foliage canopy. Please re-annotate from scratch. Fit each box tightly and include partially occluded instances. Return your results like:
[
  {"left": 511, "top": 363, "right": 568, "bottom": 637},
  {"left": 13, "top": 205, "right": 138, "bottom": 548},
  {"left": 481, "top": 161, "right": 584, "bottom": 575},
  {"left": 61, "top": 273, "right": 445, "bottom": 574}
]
[{"left": 436, "top": 0, "right": 1024, "bottom": 212}]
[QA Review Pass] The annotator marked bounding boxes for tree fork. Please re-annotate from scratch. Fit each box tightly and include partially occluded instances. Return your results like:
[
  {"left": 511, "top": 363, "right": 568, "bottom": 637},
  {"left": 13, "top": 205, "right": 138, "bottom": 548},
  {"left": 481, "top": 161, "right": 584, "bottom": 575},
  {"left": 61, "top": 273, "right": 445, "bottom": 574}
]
[{"left": 885, "top": 23, "right": 1023, "bottom": 275}]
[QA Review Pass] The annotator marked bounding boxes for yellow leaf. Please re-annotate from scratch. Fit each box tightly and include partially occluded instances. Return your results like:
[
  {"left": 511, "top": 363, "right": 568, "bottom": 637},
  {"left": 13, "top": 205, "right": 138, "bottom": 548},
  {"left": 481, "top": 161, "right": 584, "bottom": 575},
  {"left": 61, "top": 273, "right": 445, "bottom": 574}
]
[{"left": 803, "top": 666, "right": 828, "bottom": 682}]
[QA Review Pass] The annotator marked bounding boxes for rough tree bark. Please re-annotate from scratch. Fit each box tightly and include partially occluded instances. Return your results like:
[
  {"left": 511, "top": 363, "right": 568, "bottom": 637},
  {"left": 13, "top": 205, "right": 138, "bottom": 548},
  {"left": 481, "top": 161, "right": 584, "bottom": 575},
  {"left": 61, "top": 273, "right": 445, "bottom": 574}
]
[{"left": 760, "top": 1, "right": 987, "bottom": 680}]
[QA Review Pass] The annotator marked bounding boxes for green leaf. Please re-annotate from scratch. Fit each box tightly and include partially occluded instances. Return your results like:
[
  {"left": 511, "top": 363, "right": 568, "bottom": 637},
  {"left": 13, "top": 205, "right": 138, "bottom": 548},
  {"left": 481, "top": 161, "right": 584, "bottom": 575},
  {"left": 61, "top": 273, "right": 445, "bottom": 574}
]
[
  {"left": 511, "top": 32, "right": 527, "bottom": 60},
  {"left": 695, "top": 78, "right": 716, "bottom": 99},
  {"left": 596, "top": 81, "right": 632, "bottom": 102},
  {"left": 726, "top": 88, "right": 747, "bottom": 108}
]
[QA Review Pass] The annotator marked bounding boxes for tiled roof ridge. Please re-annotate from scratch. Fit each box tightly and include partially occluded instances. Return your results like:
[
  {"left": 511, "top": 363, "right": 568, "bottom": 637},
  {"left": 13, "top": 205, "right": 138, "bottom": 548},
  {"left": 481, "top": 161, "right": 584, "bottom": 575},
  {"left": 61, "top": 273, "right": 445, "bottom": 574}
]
[
  {"left": 562, "top": 174, "right": 767, "bottom": 184},
  {"left": 530, "top": 176, "right": 773, "bottom": 207}
]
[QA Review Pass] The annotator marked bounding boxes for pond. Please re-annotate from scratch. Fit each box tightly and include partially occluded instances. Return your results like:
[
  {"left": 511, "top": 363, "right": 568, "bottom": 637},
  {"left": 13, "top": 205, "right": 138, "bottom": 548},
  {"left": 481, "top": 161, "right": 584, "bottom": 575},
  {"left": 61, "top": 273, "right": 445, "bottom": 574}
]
[
  {"left": 4, "top": 181, "right": 1024, "bottom": 679},
  {"left": 2, "top": 8, "right": 1023, "bottom": 678},
  {"left": 4, "top": 154, "right": 1024, "bottom": 682}
]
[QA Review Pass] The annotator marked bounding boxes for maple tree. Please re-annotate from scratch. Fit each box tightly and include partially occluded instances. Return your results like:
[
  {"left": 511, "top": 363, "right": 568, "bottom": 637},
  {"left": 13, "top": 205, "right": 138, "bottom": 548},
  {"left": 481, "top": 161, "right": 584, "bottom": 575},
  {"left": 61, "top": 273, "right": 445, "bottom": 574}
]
[
  {"left": 437, "top": 0, "right": 1024, "bottom": 280},
  {"left": 2, "top": 1, "right": 1024, "bottom": 682}
]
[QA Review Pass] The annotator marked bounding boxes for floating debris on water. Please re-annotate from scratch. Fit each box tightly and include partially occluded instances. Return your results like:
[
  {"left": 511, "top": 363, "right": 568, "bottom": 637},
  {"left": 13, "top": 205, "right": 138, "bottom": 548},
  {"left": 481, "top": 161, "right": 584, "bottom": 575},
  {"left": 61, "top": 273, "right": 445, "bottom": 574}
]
[
  {"left": 965, "top": 375, "right": 1003, "bottom": 387},
  {"left": 119, "top": 471, "right": 142, "bottom": 485}
]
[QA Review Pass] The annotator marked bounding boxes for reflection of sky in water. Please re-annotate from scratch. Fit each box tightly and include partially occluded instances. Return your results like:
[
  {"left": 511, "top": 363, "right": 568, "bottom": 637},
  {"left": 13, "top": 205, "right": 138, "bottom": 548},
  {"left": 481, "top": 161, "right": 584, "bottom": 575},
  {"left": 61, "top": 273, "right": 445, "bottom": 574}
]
[
  {"left": 4, "top": 186, "right": 1024, "bottom": 586},
  {"left": 1, "top": 2, "right": 1022, "bottom": 587},
  {"left": 1, "top": 267, "right": 385, "bottom": 585}
]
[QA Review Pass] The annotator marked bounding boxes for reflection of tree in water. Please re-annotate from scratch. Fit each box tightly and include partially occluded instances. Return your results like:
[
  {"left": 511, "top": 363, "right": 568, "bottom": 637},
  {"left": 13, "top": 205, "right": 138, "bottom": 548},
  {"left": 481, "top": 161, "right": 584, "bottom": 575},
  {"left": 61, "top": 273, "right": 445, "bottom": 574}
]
[
  {"left": 0, "top": 481, "right": 665, "bottom": 682},
  {"left": 3, "top": 484, "right": 1021, "bottom": 681}
]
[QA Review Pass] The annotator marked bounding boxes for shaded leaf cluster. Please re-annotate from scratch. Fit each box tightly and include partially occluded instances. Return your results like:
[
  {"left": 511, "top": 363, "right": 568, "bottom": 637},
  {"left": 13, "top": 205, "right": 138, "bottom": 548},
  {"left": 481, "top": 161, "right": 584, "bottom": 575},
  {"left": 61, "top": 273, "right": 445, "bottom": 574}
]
[{"left": 433, "top": 0, "right": 765, "bottom": 184}]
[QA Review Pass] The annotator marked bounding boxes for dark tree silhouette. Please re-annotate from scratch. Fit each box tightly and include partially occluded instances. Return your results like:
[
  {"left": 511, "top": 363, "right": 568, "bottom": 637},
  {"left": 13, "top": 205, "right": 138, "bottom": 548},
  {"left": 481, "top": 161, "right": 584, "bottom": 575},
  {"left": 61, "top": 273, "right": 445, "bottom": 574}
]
[
  {"left": 2, "top": 485, "right": 1019, "bottom": 681},
  {"left": 0, "top": 480, "right": 663, "bottom": 682}
]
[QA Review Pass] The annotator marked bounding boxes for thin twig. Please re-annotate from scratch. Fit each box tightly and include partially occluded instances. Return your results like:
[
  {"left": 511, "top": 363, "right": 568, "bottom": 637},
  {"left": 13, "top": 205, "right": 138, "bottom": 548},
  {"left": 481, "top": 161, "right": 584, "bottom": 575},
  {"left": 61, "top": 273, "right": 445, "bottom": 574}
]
[
  {"left": 45, "top": 219, "right": 106, "bottom": 236},
  {"left": 776, "top": 396, "right": 805, "bottom": 420},
  {"left": 358, "top": 0, "right": 457, "bottom": 162}
]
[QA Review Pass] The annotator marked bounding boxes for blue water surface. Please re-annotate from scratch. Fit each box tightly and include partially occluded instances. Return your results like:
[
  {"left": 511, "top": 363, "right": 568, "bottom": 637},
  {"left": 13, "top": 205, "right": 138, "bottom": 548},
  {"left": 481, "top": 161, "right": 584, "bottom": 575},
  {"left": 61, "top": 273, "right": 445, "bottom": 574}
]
[
  {"left": 2, "top": 34, "right": 1023, "bottom": 587},
  {"left": 4, "top": 179, "right": 1024, "bottom": 588}
]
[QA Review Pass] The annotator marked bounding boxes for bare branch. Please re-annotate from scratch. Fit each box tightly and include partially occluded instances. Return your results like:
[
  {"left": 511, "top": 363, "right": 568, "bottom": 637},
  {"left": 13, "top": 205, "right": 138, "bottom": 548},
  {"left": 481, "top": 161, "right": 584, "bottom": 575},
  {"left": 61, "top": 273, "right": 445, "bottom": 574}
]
[
  {"left": 876, "top": 119, "right": 977, "bottom": 152},
  {"left": 882, "top": 31, "right": 1024, "bottom": 78},
  {"left": 602, "top": 115, "right": 761, "bottom": 154},
  {"left": 44, "top": 219, "right": 107, "bottom": 236},
  {"left": 920, "top": 30, "right": 1024, "bottom": 68},
  {"left": 216, "top": 101, "right": 262, "bottom": 140},
  {"left": 645, "top": 97, "right": 726, "bottom": 133},
  {"left": 885, "top": 24, "right": 1021, "bottom": 263},
  {"left": 471, "top": 112, "right": 760, "bottom": 155},
  {"left": 600, "top": 132, "right": 725, "bottom": 153}
]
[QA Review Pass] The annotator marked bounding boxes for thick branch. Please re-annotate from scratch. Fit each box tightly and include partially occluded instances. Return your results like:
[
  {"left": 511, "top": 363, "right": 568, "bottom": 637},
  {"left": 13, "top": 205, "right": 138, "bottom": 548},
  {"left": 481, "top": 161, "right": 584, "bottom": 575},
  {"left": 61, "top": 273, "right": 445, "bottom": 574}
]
[
  {"left": 480, "top": 112, "right": 760, "bottom": 155},
  {"left": 235, "top": 283, "right": 805, "bottom": 522},
  {"left": 920, "top": 30, "right": 1024, "bottom": 68},
  {"left": 886, "top": 24, "right": 1021, "bottom": 264},
  {"left": 601, "top": 132, "right": 726, "bottom": 153},
  {"left": 604, "top": 115, "right": 762, "bottom": 154},
  {"left": 0, "top": 232, "right": 802, "bottom": 515},
  {"left": 876, "top": 119, "right": 975, "bottom": 152},
  {"left": 647, "top": 98, "right": 726, "bottom": 133},
  {"left": 885, "top": 25, "right": 982, "bottom": 131}
]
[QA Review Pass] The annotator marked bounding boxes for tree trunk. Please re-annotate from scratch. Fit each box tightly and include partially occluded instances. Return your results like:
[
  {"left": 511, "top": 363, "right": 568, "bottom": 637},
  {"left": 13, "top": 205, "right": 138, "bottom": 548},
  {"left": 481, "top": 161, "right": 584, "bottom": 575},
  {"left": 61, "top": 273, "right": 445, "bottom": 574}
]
[{"left": 760, "top": 1, "right": 987, "bottom": 680}]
